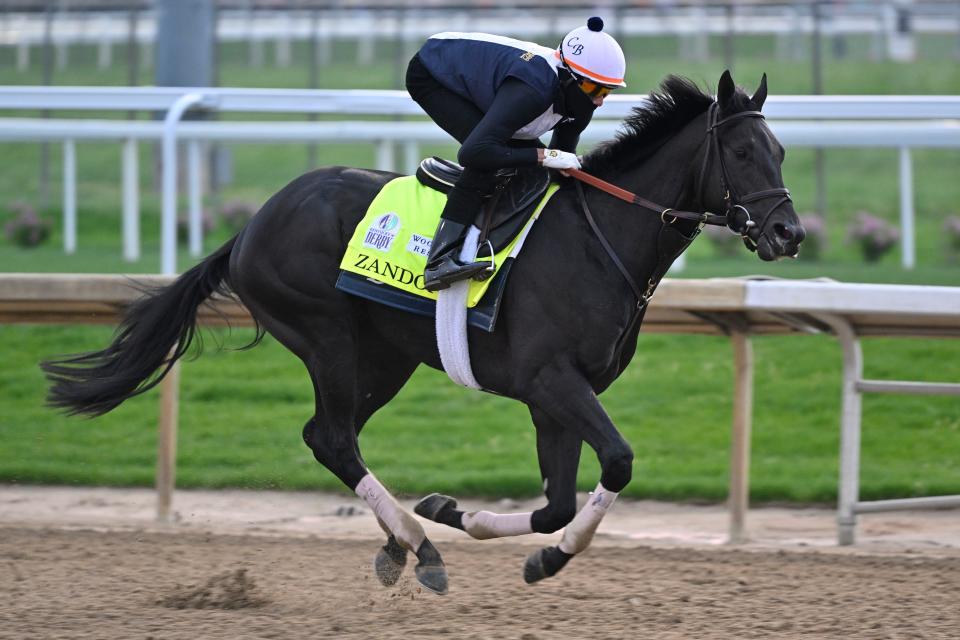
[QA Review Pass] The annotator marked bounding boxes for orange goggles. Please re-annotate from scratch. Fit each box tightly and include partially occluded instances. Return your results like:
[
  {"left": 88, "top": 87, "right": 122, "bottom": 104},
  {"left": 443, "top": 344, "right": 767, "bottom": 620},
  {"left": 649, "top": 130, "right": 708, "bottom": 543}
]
[{"left": 577, "top": 77, "right": 615, "bottom": 99}]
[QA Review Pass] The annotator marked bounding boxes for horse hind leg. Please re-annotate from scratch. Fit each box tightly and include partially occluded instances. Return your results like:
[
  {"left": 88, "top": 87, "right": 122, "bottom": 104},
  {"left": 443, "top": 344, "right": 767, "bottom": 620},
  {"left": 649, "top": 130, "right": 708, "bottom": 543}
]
[
  {"left": 301, "top": 332, "right": 449, "bottom": 593},
  {"left": 350, "top": 333, "right": 431, "bottom": 589},
  {"left": 303, "top": 411, "right": 449, "bottom": 594},
  {"left": 299, "top": 427, "right": 407, "bottom": 588},
  {"left": 230, "top": 207, "right": 445, "bottom": 591}
]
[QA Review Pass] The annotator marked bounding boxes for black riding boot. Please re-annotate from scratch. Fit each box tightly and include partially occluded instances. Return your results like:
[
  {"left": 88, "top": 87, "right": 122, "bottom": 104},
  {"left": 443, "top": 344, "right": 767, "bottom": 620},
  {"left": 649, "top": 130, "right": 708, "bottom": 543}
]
[{"left": 423, "top": 219, "right": 491, "bottom": 292}]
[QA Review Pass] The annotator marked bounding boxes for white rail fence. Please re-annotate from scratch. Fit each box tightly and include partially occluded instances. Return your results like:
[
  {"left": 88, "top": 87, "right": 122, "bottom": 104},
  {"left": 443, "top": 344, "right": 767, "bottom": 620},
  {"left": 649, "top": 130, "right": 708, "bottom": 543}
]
[
  {"left": 3, "top": 274, "right": 957, "bottom": 544},
  {"left": 1, "top": 87, "right": 959, "bottom": 274},
  {"left": 3, "top": 3, "right": 960, "bottom": 69}
]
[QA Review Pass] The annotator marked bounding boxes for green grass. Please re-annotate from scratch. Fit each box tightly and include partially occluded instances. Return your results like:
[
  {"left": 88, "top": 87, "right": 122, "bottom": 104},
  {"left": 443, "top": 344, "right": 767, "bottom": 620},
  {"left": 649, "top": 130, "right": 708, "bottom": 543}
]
[
  {"left": 0, "top": 35, "right": 958, "bottom": 502},
  {"left": 2, "top": 324, "right": 958, "bottom": 503}
]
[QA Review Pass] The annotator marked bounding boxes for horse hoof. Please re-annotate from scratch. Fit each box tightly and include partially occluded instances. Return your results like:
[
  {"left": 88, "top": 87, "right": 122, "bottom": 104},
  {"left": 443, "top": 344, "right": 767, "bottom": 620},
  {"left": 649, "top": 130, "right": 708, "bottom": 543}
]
[
  {"left": 414, "top": 493, "right": 457, "bottom": 522},
  {"left": 374, "top": 535, "right": 407, "bottom": 587},
  {"left": 414, "top": 563, "right": 449, "bottom": 595},
  {"left": 523, "top": 546, "right": 572, "bottom": 584},
  {"left": 414, "top": 539, "right": 448, "bottom": 595}
]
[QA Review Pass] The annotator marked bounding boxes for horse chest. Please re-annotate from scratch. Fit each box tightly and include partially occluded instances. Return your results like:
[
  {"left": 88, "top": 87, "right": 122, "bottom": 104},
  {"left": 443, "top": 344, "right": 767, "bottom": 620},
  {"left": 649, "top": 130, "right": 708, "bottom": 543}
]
[{"left": 571, "top": 306, "right": 642, "bottom": 384}]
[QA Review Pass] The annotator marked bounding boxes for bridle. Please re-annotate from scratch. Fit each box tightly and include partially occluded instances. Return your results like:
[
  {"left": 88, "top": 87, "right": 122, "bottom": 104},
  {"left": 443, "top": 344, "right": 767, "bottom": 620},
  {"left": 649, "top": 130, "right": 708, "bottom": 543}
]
[
  {"left": 567, "top": 99, "right": 793, "bottom": 309},
  {"left": 569, "top": 100, "right": 792, "bottom": 249},
  {"left": 696, "top": 102, "right": 793, "bottom": 249}
]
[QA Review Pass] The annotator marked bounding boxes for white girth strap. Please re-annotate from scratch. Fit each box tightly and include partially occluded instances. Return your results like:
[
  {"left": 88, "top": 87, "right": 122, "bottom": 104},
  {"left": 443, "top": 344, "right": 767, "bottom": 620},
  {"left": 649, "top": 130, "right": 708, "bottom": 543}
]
[
  {"left": 461, "top": 510, "right": 534, "bottom": 540},
  {"left": 355, "top": 472, "right": 426, "bottom": 552},
  {"left": 558, "top": 482, "right": 618, "bottom": 555},
  {"left": 435, "top": 225, "right": 483, "bottom": 390}
]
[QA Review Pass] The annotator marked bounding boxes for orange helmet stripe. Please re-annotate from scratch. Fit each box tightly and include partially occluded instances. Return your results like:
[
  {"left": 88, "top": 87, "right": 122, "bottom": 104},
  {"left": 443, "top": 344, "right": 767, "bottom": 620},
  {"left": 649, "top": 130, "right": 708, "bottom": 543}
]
[{"left": 554, "top": 50, "right": 624, "bottom": 86}]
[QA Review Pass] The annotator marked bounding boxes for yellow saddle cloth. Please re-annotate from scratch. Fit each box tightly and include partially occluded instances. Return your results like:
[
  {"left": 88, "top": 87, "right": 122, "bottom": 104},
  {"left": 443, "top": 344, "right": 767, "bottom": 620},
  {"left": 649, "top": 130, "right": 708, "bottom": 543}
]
[{"left": 339, "top": 175, "right": 559, "bottom": 308}]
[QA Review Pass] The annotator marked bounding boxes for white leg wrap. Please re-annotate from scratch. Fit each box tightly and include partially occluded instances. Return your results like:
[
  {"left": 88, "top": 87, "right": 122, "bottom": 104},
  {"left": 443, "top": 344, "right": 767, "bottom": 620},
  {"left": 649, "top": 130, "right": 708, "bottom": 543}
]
[
  {"left": 461, "top": 510, "right": 533, "bottom": 540},
  {"left": 355, "top": 473, "right": 426, "bottom": 552},
  {"left": 557, "top": 482, "right": 618, "bottom": 555}
]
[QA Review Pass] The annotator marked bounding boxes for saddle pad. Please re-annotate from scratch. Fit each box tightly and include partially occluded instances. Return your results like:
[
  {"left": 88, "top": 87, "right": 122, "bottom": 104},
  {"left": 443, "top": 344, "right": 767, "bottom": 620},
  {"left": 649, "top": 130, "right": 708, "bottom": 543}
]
[{"left": 339, "top": 175, "right": 558, "bottom": 308}]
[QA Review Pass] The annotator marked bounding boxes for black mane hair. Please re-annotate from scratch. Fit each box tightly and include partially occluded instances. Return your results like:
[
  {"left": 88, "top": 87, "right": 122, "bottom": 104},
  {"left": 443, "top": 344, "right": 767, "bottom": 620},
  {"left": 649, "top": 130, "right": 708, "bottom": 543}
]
[{"left": 581, "top": 75, "right": 752, "bottom": 177}]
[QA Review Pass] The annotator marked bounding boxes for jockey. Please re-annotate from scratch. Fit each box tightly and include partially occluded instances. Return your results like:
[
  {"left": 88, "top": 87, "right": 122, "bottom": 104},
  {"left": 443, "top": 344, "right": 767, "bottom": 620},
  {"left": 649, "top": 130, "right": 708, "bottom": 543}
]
[{"left": 406, "top": 17, "right": 627, "bottom": 291}]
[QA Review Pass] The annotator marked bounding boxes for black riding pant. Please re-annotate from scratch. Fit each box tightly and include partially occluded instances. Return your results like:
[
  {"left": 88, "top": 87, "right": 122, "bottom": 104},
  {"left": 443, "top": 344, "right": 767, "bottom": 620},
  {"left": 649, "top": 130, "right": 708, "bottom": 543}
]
[{"left": 406, "top": 54, "right": 543, "bottom": 225}]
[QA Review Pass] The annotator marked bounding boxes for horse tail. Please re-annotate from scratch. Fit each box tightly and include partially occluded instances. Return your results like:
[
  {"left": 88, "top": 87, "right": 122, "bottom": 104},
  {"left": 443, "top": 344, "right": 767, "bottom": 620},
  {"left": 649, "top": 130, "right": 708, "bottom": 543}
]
[{"left": 41, "top": 235, "right": 243, "bottom": 417}]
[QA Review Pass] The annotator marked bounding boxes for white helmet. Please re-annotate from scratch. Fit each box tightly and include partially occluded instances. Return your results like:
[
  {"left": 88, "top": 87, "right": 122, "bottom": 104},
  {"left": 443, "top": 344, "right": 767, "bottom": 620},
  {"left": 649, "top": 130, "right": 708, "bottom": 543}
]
[{"left": 558, "top": 17, "right": 626, "bottom": 88}]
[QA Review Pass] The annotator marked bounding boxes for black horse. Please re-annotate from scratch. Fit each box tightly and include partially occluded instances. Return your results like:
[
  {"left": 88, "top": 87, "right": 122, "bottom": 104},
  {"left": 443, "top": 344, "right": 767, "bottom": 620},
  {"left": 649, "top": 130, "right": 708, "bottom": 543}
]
[{"left": 43, "top": 71, "right": 804, "bottom": 594}]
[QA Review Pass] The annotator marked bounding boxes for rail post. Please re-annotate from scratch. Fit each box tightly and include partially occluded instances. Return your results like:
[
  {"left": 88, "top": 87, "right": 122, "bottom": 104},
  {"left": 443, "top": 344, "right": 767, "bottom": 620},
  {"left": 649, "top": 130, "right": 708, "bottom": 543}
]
[
  {"left": 814, "top": 313, "right": 863, "bottom": 545},
  {"left": 899, "top": 146, "right": 915, "bottom": 269},
  {"left": 122, "top": 138, "right": 140, "bottom": 262},
  {"left": 62, "top": 139, "right": 77, "bottom": 255},
  {"left": 156, "top": 354, "right": 181, "bottom": 523},
  {"left": 187, "top": 139, "right": 203, "bottom": 257},
  {"left": 158, "top": 92, "right": 217, "bottom": 522},
  {"left": 728, "top": 331, "right": 754, "bottom": 544},
  {"left": 161, "top": 92, "right": 217, "bottom": 275}
]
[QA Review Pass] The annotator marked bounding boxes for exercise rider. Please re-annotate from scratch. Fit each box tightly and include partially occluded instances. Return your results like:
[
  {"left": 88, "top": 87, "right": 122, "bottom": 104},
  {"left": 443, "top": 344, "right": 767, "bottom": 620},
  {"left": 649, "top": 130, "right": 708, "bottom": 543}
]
[{"left": 405, "top": 17, "right": 627, "bottom": 291}]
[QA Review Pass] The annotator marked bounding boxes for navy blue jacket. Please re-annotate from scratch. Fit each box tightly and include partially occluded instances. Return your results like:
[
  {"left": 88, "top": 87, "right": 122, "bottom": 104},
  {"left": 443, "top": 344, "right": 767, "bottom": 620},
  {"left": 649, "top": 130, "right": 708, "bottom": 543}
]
[{"left": 416, "top": 32, "right": 595, "bottom": 155}]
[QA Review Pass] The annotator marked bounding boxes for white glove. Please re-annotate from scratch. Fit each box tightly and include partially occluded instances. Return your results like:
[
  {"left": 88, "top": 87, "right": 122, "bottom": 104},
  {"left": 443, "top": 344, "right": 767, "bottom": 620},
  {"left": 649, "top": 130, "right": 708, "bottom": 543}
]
[{"left": 541, "top": 149, "right": 581, "bottom": 170}]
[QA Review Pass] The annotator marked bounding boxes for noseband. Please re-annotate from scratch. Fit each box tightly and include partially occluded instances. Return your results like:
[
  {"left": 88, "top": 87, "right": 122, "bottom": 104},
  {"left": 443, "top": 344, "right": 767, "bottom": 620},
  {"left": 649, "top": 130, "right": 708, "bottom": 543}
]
[{"left": 697, "top": 102, "right": 793, "bottom": 248}]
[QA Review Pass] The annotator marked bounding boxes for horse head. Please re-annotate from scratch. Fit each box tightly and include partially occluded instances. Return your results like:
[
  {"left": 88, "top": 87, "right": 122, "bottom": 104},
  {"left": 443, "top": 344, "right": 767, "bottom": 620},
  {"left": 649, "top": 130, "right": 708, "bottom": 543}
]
[{"left": 700, "top": 70, "right": 805, "bottom": 261}]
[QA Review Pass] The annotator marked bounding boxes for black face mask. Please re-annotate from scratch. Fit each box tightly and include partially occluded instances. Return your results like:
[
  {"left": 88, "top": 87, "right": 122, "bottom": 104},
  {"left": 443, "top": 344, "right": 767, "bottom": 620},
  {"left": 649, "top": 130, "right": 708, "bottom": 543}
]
[{"left": 558, "top": 68, "right": 598, "bottom": 120}]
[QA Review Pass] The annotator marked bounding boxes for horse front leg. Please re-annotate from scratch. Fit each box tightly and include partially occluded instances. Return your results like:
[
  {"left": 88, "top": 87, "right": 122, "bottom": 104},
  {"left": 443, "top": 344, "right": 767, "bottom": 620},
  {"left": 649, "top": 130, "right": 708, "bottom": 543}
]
[
  {"left": 414, "top": 406, "right": 582, "bottom": 546},
  {"left": 522, "top": 367, "right": 633, "bottom": 584},
  {"left": 522, "top": 407, "right": 584, "bottom": 582},
  {"left": 413, "top": 493, "right": 534, "bottom": 539}
]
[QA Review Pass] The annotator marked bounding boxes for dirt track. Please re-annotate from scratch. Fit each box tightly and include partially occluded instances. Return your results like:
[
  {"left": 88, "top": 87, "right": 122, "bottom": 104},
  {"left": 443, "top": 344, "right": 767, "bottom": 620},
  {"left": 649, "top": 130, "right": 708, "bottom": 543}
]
[
  {"left": 2, "top": 487, "right": 959, "bottom": 639},
  {"left": 2, "top": 526, "right": 960, "bottom": 639}
]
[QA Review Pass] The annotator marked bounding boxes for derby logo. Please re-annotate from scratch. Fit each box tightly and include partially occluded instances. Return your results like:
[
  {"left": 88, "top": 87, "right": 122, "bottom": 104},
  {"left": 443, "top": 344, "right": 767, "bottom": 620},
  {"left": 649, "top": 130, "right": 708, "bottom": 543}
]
[{"left": 363, "top": 212, "right": 400, "bottom": 252}]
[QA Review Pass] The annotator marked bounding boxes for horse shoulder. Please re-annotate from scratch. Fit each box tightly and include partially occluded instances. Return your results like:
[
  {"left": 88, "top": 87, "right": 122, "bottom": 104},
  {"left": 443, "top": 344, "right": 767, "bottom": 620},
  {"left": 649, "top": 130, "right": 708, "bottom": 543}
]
[{"left": 489, "top": 197, "right": 644, "bottom": 393}]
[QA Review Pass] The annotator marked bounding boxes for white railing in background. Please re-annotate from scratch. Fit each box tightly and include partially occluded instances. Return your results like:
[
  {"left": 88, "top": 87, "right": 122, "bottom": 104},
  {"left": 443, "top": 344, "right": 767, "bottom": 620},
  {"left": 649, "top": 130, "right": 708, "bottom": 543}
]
[
  {"left": 2, "top": 4, "right": 959, "bottom": 68},
  {"left": 3, "top": 274, "right": 957, "bottom": 543},
  {"left": 4, "top": 86, "right": 960, "bottom": 119},
  {"left": 1, "top": 87, "right": 959, "bottom": 274}
]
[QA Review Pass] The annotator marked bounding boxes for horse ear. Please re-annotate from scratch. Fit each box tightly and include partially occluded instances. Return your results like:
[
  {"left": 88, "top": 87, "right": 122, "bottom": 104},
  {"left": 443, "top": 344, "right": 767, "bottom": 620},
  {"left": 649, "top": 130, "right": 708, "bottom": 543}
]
[
  {"left": 751, "top": 73, "right": 768, "bottom": 111},
  {"left": 717, "top": 70, "right": 735, "bottom": 107}
]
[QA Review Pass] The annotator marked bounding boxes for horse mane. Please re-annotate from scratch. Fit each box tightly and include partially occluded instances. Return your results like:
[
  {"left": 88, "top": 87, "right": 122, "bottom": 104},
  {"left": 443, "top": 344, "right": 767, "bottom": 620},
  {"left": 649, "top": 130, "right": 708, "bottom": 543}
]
[{"left": 581, "top": 75, "right": 753, "bottom": 176}]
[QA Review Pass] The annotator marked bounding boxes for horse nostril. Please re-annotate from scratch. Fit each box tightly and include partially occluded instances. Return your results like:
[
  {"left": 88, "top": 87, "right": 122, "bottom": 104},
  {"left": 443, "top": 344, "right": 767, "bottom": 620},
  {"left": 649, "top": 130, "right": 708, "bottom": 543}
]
[
  {"left": 791, "top": 223, "right": 806, "bottom": 244},
  {"left": 774, "top": 222, "right": 805, "bottom": 245}
]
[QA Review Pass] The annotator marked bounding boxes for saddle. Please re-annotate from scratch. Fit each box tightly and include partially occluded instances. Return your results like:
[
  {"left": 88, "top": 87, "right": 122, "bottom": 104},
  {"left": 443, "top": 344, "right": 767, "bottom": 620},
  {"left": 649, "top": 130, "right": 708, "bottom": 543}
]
[{"left": 416, "top": 157, "right": 551, "bottom": 254}]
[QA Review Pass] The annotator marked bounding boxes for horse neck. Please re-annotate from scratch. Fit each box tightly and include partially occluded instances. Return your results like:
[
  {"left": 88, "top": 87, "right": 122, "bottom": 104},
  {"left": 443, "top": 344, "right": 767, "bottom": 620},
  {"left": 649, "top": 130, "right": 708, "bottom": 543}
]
[
  {"left": 616, "top": 111, "right": 709, "bottom": 211},
  {"left": 582, "top": 111, "right": 709, "bottom": 276}
]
